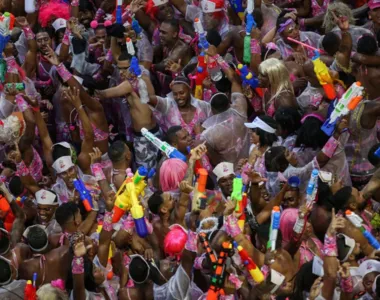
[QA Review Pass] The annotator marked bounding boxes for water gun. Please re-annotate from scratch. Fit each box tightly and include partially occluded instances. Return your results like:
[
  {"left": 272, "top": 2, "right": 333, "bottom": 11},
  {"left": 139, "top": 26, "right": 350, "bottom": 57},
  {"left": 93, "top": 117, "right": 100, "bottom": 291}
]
[
  {"left": 192, "top": 168, "right": 208, "bottom": 211},
  {"left": 187, "top": 146, "right": 204, "bottom": 176},
  {"left": 243, "top": 0, "right": 256, "bottom": 64},
  {"left": 306, "top": 169, "right": 319, "bottom": 208},
  {"left": 129, "top": 55, "right": 149, "bottom": 103},
  {"left": 229, "top": 0, "right": 245, "bottom": 21},
  {"left": 131, "top": 19, "right": 142, "bottom": 37},
  {"left": 73, "top": 179, "right": 93, "bottom": 212},
  {"left": 346, "top": 210, "right": 380, "bottom": 250},
  {"left": 199, "top": 232, "right": 217, "bottom": 265},
  {"left": 233, "top": 241, "right": 264, "bottom": 283},
  {"left": 194, "top": 53, "right": 208, "bottom": 99},
  {"left": 375, "top": 146, "right": 380, "bottom": 158},
  {"left": 24, "top": 273, "right": 37, "bottom": 300},
  {"left": 126, "top": 37, "right": 135, "bottom": 56},
  {"left": 236, "top": 64, "right": 263, "bottom": 97},
  {"left": 231, "top": 175, "right": 247, "bottom": 230},
  {"left": 16, "top": 195, "right": 27, "bottom": 207},
  {"left": 106, "top": 247, "right": 113, "bottom": 280},
  {"left": 194, "top": 18, "right": 209, "bottom": 51},
  {"left": 321, "top": 82, "right": 363, "bottom": 136},
  {"left": 268, "top": 206, "right": 281, "bottom": 251},
  {"left": 128, "top": 172, "right": 148, "bottom": 238},
  {"left": 141, "top": 127, "right": 187, "bottom": 162},
  {"left": 116, "top": 0, "right": 123, "bottom": 24},
  {"left": 312, "top": 51, "right": 336, "bottom": 101},
  {"left": 112, "top": 167, "right": 147, "bottom": 224},
  {"left": 0, "top": 13, "right": 12, "bottom": 60},
  {"left": 206, "top": 241, "right": 231, "bottom": 300}
]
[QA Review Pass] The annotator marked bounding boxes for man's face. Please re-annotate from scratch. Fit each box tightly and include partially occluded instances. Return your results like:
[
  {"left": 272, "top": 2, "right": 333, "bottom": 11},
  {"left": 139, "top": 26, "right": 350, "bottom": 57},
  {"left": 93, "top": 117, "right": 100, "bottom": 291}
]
[
  {"left": 157, "top": 3, "right": 174, "bottom": 21},
  {"left": 218, "top": 174, "right": 235, "bottom": 197},
  {"left": 79, "top": 10, "right": 93, "bottom": 27},
  {"left": 159, "top": 22, "right": 176, "bottom": 46},
  {"left": 363, "top": 272, "right": 379, "bottom": 295},
  {"left": 204, "top": 12, "right": 220, "bottom": 31},
  {"left": 37, "top": 204, "right": 57, "bottom": 225},
  {"left": 59, "top": 166, "right": 78, "bottom": 189},
  {"left": 95, "top": 28, "right": 107, "bottom": 45},
  {"left": 283, "top": 190, "right": 300, "bottom": 209},
  {"left": 370, "top": 8, "right": 380, "bottom": 25},
  {"left": 171, "top": 84, "right": 190, "bottom": 108},
  {"left": 352, "top": 187, "right": 367, "bottom": 211},
  {"left": 173, "top": 129, "right": 192, "bottom": 154},
  {"left": 117, "top": 59, "right": 131, "bottom": 81},
  {"left": 161, "top": 192, "right": 175, "bottom": 214},
  {"left": 36, "top": 32, "right": 51, "bottom": 54}
]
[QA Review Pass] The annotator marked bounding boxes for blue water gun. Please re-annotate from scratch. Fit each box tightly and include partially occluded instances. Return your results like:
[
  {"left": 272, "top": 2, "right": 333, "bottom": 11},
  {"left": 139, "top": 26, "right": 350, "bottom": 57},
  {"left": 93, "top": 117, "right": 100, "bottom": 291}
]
[
  {"left": 73, "top": 179, "right": 93, "bottom": 212},
  {"left": 194, "top": 18, "right": 209, "bottom": 51},
  {"left": 237, "top": 64, "right": 259, "bottom": 89},
  {"left": 243, "top": 0, "right": 256, "bottom": 64},
  {"left": 132, "top": 19, "right": 142, "bottom": 36},
  {"left": 116, "top": 0, "right": 123, "bottom": 24},
  {"left": 268, "top": 206, "right": 281, "bottom": 251},
  {"left": 229, "top": 0, "right": 244, "bottom": 21},
  {"left": 130, "top": 56, "right": 141, "bottom": 77},
  {"left": 306, "top": 169, "right": 319, "bottom": 208}
]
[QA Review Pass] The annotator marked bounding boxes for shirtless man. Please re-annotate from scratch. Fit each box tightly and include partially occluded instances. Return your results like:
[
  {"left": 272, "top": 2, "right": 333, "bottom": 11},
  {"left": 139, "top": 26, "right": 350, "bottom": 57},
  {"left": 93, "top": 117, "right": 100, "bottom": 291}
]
[{"left": 108, "top": 141, "right": 132, "bottom": 191}]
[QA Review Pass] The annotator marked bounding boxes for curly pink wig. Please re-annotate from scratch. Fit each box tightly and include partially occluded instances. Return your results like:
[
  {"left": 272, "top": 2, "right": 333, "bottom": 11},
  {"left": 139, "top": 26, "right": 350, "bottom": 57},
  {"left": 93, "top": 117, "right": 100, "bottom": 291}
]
[
  {"left": 160, "top": 158, "right": 188, "bottom": 192},
  {"left": 38, "top": 1, "right": 70, "bottom": 28}
]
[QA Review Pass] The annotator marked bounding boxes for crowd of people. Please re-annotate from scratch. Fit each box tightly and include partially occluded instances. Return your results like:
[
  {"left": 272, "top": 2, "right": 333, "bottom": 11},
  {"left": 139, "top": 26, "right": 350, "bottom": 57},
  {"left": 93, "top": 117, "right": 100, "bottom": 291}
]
[{"left": 4, "top": 0, "right": 380, "bottom": 299}]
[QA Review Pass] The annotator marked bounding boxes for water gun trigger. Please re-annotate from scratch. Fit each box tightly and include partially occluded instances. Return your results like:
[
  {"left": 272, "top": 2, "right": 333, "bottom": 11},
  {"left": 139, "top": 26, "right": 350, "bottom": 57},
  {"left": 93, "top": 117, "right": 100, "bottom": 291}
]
[{"left": 321, "top": 118, "right": 337, "bottom": 136}]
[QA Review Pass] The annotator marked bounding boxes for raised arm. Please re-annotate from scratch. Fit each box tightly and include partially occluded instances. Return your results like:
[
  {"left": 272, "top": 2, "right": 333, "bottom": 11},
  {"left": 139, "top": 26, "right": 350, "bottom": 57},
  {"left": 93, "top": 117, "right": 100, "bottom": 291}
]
[
  {"left": 169, "top": 0, "right": 188, "bottom": 17},
  {"left": 96, "top": 80, "right": 133, "bottom": 99},
  {"left": 17, "top": 17, "right": 37, "bottom": 78}
]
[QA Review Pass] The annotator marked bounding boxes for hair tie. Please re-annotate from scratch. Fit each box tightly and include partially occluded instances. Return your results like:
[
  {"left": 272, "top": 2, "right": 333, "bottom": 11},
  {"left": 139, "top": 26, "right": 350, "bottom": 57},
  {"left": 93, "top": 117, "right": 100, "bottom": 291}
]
[
  {"left": 51, "top": 279, "right": 65, "bottom": 290},
  {"left": 277, "top": 19, "right": 294, "bottom": 33},
  {"left": 300, "top": 113, "right": 325, "bottom": 124}
]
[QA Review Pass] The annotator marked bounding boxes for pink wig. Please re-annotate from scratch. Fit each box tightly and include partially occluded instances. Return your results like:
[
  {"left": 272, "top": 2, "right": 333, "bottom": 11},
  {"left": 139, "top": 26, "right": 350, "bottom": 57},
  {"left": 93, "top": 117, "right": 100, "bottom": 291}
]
[
  {"left": 38, "top": 1, "right": 70, "bottom": 28},
  {"left": 160, "top": 158, "right": 187, "bottom": 192},
  {"left": 279, "top": 208, "right": 298, "bottom": 246},
  {"left": 164, "top": 225, "right": 187, "bottom": 258}
]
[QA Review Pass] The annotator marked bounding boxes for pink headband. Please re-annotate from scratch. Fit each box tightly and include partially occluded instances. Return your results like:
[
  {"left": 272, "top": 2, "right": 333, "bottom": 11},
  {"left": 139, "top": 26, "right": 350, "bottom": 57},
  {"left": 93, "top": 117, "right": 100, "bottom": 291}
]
[
  {"left": 301, "top": 113, "right": 325, "bottom": 124},
  {"left": 278, "top": 19, "right": 294, "bottom": 33}
]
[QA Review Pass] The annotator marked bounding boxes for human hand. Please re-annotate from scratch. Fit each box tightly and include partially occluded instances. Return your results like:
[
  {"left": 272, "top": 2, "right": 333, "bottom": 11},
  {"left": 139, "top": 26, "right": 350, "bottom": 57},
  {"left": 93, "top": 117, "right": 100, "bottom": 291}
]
[
  {"left": 190, "top": 142, "right": 207, "bottom": 161},
  {"left": 223, "top": 197, "right": 236, "bottom": 216},
  {"left": 4, "top": 83, "right": 18, "bottom": 96},
  {"left": 327, "top": 208, "right": 345, "bottom": 236},
  {"left": 245, "top": 170, "right": 267, "bottom": 185},
  {"left": 8, "top": 143, "right": 22, "bottom": 163},
  {"left": 165, "top": 59, "right": 182, "bottom": 73},
  {"left": 338, "top": 262, "right": 351, "bottom": 279},
  {"left": 15, "top": 16, "right": 29, "bottom": 28},
  {"left": 67, "top": 17, "right": 78, "bottom": 32},
  {"left": 179, "top": 180, "right": 193, "bottom": 194},
  {"left": 285, "top": 149, "right": 297, "bottom": 167},
  {"left": 104, "top": 190, "right": 116, "bottom": 212},
  {"left": 64, "top": 87, "right": 82, "bottom": 108},
  {"left": 205, "top": 45, "right": 218, "bottom": 57},
  {"left": 89, "top": 147, "right": 102, "bottom": 164},
  {"left": 284, "top": 12, "right": 297, "bottom": 21},
  {"left": 144, "top": 248, "right": 154, "bottom": 261},
  {"left": 335, "top": 117, "right": 348, "bottom": 135},
  {"left": 130, "top": 0, "right": 146, "bottom": 13},
  {"left": 332, "top": 11, "right": 349, "bottom": 31},
  {"left": 43, "top": 46, "right": 60, "bottom": 66},
  {"left": 292, "top": 52, "right": 307, "bottom": 65}
]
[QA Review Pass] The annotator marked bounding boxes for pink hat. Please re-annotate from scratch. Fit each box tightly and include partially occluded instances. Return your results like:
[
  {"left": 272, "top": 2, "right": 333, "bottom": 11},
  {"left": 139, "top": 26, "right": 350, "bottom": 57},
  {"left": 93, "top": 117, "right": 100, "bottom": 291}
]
[{"left": 369, "top": 0, "right": 380, "bottom": 10}]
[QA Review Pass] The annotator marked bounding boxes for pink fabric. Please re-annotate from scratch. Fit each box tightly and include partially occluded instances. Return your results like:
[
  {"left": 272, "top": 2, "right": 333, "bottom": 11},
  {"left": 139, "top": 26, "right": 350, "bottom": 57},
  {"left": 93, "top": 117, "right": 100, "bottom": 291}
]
[
  {"left": 323, "top": 234, "right": 337, "bottom": 257},
  {"left": 159, "top": 158, "right": 187, "bottom": 192},
  {"left": 38, "top": 1, "right": 70, "bottom": 28},
  {"left": 321, "top": 136, "right": 339, "bottom": 158},
  {"left": 279, "top": 208, "right": 299, "bottom": 245},
  {"left": 77, "top": 120, "right": 109, "bottom": 142},
  {"left": 311, "top": 0, "right": 329, "bottom": 17}
]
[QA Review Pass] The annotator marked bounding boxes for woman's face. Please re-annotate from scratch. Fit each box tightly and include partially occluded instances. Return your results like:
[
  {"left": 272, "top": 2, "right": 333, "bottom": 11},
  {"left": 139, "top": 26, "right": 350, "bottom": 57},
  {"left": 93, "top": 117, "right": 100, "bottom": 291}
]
[
  {"left": 258, "top": 71, "right": 270, "bottom": 88},
  {"left": 250, "top": 129, "right": 260, "bottom": 145},
  {"left": 281, "top": 22, "right": 300, "bottom": 44}
]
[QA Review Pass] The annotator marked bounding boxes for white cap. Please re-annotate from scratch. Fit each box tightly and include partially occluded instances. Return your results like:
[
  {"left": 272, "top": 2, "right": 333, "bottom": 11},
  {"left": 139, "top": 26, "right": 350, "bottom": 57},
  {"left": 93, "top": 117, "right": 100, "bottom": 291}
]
[
  {"left": 358, "top": 260, "right": 380, "bottom": 278},
  {"left": 337, "top": 233, "right": 356, "bottom": 262},
  {"left": 244, "top": 116, "right": 276, "bottom": 134},
  {"left": 213, "top": 162, "right": 234, "bottom": 182},
  {"left": 52, "top": 156, "right": 74, "bottom": 174},
  {"left": 36, "top": 189, "right": 58, "bottom": 206},
  {"left": 52, "top": 141, "right": 71, "bottom": 150},
  {"left": 52, "top": 18, "right": 67, "bottom": 32},
  {"left": 201, "top": 0, "right": 223, "bottom": 13},
  {"left": 153, "top": 0, "right": 169, "bottom": 7}
]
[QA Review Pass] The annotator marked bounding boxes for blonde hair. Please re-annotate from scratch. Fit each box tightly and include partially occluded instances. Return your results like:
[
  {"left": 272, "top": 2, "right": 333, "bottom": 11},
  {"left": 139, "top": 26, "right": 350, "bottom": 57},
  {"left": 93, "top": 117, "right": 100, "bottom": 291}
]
[
  {"left": 36, "top": 284, "right": 68, "bottom": 300},
  {"left": 258, "top": 58, "right": 293, "bottom": 102},
  {"left": 0, "top": 114, "right": 25, "bottom": 144},
  {"left": 323, "top": 2, "right": 355, "bottom": 33}
]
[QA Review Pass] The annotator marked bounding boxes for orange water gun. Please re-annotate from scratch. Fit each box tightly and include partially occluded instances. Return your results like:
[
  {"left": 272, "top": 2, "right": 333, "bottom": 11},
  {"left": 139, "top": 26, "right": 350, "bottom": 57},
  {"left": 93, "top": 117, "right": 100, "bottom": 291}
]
[
  {"left": 192, "top": 168, "right": 208, "bottom": 211},
  {"left": 233, "top": 241, "right": 264, "bottom": 283}
]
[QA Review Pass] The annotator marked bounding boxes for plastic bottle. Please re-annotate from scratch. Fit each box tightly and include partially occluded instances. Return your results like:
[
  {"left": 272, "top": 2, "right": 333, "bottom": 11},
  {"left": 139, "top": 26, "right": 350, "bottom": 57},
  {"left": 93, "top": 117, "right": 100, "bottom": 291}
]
[{"left": 207, "top": 57, "right": 222, "bottom": 82}]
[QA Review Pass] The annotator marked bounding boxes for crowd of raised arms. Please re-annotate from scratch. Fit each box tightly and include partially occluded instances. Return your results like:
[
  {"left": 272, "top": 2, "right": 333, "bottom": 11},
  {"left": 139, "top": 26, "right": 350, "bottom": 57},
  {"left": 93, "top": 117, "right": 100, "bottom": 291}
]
[{"left": 6, "top": 0, "right": 380, "bottom": 300}]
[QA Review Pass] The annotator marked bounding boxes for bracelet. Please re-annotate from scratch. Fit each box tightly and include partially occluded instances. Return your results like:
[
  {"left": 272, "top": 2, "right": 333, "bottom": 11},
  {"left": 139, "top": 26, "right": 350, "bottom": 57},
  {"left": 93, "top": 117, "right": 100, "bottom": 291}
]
[
  {"left": 15, "top": 94, "right": 29, "bottom": 112},
  {"left": 321, "top": 136, "right": 339, "bottom": 158},
  {"left": 90, "top": 163, "right": 106, "bottom": 181},
  {"left": 31, "top": 106, "right": 40, "bottom": 112},
  {"left": 122, "top": 214, "right": 135, "bottom": 234},
  {"left": 194, "top": 254, "right": 206, "bottom": 270},
  {"left": 16, "top": 160, "right": 29, "bottom": 177},
  {"left": 224, "top": 214, "right": 241, "bottom": 238},
  {"left": 72, "top": 256, "right": 84, "bottom": 274},
  {"left": 340, "top": 276, "right": 353, "bottom": 293},
  {"left": 250, "top": 39, "right": 261, "bottom": 55},
  {"left": 4, "top": 56, "right": 19, "bottom": 74},
  {"left": 62, "top": 28, "right": 71, "bottom": 46},
  {"left": 56, "top": 63, "right": 73, "bottom": 82},
  {"left": 323, "top": 234, "right": 338, "bottom": 257},
  {"left": 299, "top": 18, "right": 306, "bottom": 31},
  {"left": 22, "top": 26, "right": 35, "bottom": 40},
  {"left": 103, "top": 211, "right": 113, "bottom": 232},
  {"left": 71, "top": 0, "right": 79, "bottom": 6}
]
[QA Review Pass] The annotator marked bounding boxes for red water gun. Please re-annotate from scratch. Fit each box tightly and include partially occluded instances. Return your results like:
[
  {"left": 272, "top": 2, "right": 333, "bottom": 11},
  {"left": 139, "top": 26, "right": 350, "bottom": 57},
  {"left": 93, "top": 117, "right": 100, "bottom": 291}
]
[{"left": 193, "top": 53, "right": 208, "bottom": 99}]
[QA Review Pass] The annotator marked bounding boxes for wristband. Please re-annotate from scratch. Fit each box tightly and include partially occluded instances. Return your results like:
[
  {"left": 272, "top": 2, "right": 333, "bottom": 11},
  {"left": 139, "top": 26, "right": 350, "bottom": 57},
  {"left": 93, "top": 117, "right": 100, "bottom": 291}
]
[
  {"left": 72, "top": 256, "right": 84, "bottom": 274},
  {"left": 56, "top": 63, "right": 73, "bottom": 82},
  {"left": 5, "top": 56, "right": 19, "bottom": 74},
  {"left": 340, "top": 275, "right": 353, "bottom": 293},
  {"left": 71, "top": 0, "right": 79, "bottom": 6},
  {"left": 228, "top": 273, "right": 243, "bottom": 290},
  {"left": 95, "top": 8, "right": 105, "bottom": 21},
  {"left": 90, "top": 163, "right": 106, "bottom": 181},
  {"left": 105, "top": 49, "right": 113, "bottom": 62},
  {"left": 321, "top": 136, "right": 339, "bottom": 158},
  {"left": 215, "top": 54, "right": 230, "bottom": 72},
  {"left": 299, "top": 18, "right": 306, "bottom": 31},
  {"left": 185, "top": 230, "right": 198, "bottom": 252},
  {"left": 15, "top": 94, "right": 29, "bottom": 112},
  {"left": 122, "top": 214, "right": 135, "bottom": 234},
  {"left": 322, "top": 234, "right": 338, "bottom": 257},
  {"left": 224, "top": 214, "right": 241, "bottom": 238},
  {"left": 250, "top": 39, "right": 261, "bottom": 54},
  {"left": 293, "top": 216, "right": 305, "bottom": 234},
  {"left": 31, "top": 106, "right": 40, "bottom": 112},
  {"left": 22, "top": 26, "right": 35, "bottom": 40},
  {"left": 103, "top": 211, "right": 113, "bottom": 232},
  {"left": 16, "top": 160, "right": 29, "bottom": 177},
  {"left": 62, "top": 28, "right": 71, "bottom": 46}
]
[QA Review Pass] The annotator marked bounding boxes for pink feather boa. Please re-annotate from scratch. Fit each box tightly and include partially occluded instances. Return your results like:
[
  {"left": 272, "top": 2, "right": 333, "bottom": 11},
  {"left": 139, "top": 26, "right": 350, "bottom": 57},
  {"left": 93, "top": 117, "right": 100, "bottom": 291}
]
[{"left": 38, "top": 1, "right": 70, "bottom": 28}]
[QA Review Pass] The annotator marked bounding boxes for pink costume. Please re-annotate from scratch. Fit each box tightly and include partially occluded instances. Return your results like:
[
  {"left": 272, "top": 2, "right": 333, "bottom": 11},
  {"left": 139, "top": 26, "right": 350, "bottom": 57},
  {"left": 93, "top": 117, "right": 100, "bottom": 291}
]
[
  {"left": 345, "top": 101, "right": 379, "bottom": 186},
  {"left": 280, "top": 208, "right": 323, "bottom": 268},
  {"left": 152, "top": 93, "right": 211, "bottom": 135},
  {"left": 77, "top": 119, "right": 109, "bottom": 142},
  {"left": 200, "top": 93, "right": 250, "bottom": 166},
  {"left": 15, "top": 147, "right": 43, "bottom": 182},
  {"left": 310, "top": 0, "right": 330, "bottom": 17}
]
